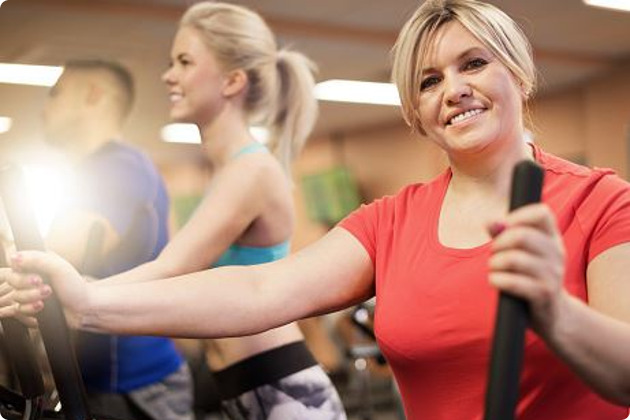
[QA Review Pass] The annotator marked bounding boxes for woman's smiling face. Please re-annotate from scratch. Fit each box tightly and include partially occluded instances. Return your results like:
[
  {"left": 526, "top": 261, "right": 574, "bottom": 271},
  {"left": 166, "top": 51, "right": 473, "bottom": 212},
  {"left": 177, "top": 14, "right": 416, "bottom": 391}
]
[
  {"left": 417, "top": 21, "right": 526, "bottom": 157},
  {"left": 162, "top": 26, "right": 228, "bottom": 126}
]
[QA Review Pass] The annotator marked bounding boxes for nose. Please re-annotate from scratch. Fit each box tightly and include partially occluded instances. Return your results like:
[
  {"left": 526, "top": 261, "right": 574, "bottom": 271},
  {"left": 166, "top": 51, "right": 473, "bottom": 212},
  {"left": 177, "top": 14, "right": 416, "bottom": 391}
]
[
  {"left": 161, "top": 67, "right": 175, "bottom": 85},
  {"left": 444, "top": 73, "right": 472, "bottom": 105}
]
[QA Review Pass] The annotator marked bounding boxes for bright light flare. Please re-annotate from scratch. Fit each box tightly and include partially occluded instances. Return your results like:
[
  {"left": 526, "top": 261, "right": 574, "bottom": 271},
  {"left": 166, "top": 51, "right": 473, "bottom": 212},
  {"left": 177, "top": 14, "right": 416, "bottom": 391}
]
[{"left": 22, "top": 163, "right": 75, "bottom": 237}]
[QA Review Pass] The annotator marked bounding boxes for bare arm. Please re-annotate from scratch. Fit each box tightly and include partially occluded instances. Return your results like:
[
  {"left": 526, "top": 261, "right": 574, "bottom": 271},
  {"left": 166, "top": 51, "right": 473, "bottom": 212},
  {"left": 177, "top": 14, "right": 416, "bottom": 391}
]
[
  {"left": 489, "top": 204, "right": 630, "bottom": 405},
  {"left": 541, "top": 244, "right": 630, "bottom": 405},
  {"left": 9, "top": 228, "right": 375, "bottom": 338},
  {"left": 96, "top": 157, "right": 272, "bottom": 287}
]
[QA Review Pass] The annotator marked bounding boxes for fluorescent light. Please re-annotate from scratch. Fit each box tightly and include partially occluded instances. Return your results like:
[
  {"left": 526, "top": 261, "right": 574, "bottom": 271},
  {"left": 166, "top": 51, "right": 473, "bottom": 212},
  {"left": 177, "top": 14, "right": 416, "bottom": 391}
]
[
  {"left": 583, "top": 0, "right": 630, "bottom": 12},
  {"left": 161, "top": 123, "right": 201, "bottom": 144},
  {"left": 0, "top": 63, "right": 63, "bottom": 87},
  {"left": 315, "top": 79, "right": 401, "bottom": 106},
  {"left": 0, "top": 116, "right": 11, "bottom": 133},
  {"left": 161, "top": 123, "right": 270, "bottom": 145}
]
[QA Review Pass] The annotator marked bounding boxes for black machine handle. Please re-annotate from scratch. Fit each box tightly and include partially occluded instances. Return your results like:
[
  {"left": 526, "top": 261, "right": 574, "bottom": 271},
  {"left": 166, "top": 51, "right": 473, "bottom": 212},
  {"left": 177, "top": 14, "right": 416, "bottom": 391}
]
[
  {"left": 0, "top": 164, "right": 92, "bottom": 420},
  {"left": 484, "top": 160, "right": 544, "bottom": 420},
  {"left": 0, "top": 243, "right": 45, "bottom": 400}
]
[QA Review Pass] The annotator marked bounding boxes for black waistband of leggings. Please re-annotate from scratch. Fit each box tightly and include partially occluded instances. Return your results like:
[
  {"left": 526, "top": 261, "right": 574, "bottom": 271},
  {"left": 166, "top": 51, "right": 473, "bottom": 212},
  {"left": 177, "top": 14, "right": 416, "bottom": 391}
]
[{"left": 214, "top": 340, "right": 317, "bottom": 400}]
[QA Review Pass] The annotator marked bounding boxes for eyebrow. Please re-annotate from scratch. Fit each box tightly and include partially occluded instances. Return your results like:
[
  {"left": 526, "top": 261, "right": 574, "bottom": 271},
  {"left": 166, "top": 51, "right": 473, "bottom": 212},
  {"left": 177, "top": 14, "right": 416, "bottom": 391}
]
[{"left": 420, "top": 47, "right": 489, "bottom": 74}]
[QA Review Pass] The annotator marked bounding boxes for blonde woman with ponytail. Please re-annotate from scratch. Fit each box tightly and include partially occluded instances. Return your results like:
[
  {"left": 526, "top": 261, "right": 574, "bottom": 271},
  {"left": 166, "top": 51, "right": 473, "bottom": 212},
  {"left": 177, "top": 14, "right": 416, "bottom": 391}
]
[{"left": 19, "top": 2, "right": 342, "bottom": 419}]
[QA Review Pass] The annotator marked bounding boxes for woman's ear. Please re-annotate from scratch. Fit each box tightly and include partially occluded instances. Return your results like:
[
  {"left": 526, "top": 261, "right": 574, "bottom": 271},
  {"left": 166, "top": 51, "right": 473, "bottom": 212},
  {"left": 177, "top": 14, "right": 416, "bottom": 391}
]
[
  {"left": 518, "top": 80, "right": 530, "bottom": 101},
  {"left": 222, "top": 69, "right": 248, "bottom": 98}
]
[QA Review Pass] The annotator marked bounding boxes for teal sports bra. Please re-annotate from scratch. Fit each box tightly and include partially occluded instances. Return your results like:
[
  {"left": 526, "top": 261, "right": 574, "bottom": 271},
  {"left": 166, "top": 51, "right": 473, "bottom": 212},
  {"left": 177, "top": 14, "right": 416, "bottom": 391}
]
[
  {"left": 214, "top": 141, "right": 290, "bottom": 267},
  {"left": 214, "top": 241, "right": 290, "bottom": 267},
  {"left": 232, "top": 141, "right": 268, "bottom": 158}
]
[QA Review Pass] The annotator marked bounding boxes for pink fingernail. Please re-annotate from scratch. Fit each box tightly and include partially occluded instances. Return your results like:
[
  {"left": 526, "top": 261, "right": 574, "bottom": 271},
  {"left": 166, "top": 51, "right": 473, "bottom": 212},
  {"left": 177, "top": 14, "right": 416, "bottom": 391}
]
[
  {"left": 40, "top": 286, "right": 52, "bottom": 297},
  {"left": 30, "top": 276, "right": 41, "bottom": 286},
  {"left": 489, "top": 222, "right": 506, "bottom": 237}
]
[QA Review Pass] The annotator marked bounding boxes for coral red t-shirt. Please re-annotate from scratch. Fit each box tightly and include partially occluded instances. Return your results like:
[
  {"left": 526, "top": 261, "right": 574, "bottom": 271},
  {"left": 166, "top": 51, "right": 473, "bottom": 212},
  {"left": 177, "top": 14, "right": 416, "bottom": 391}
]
[{"left": 339, "top": 144, "right": 630, "bottom": 420}]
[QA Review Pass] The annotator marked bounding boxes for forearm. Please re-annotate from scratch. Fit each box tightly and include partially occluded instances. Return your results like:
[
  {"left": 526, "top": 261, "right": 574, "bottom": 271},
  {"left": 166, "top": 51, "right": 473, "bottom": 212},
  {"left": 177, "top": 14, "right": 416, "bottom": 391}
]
[
  {"left": 94, "top": 259, "right": 170, "bottom": 287},
  {"left": 543, "top": 293, "right": 630, "bottom": 405},
  {"left": 80, "top": 265, "right": 296, "bottom": 338}
]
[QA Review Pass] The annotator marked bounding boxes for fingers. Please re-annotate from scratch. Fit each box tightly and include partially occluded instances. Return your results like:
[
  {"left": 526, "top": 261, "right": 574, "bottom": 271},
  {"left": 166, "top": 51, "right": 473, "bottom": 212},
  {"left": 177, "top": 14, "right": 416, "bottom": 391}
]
[
  {"left": 0, "top": 302, "right": 18, "bottom": 318},
  {"left": 487, "top": 203, "right": 566, "bottom": 329},
  {"left": 15, "top": 313, "right": 39, "bottom": 328},
  {"left": 489, "top": 248, "right": 561, "bottom": 280},
  {"left": 13, "top": 285, "right": 51, "bottom": 307},
  {"left": 0, "top": 256, "right": 53, "bottom": 319},
  {"left": 488, "top": 203, "right": 564, "bottom": 263},
  {"left": 0, "top": 267, "right": 17, "bottom": 317},
  {"left": 496, "top": 203, "right": 561, "bottom": 238},
  {"left": 488, "top": 271, "right": 553, "bottom": 302},
  {"left": 0, "top": 275, "right": 14, "bottom": 299},
  {"left": 10, "top": 250, "right": 72, "bottom": 275}
]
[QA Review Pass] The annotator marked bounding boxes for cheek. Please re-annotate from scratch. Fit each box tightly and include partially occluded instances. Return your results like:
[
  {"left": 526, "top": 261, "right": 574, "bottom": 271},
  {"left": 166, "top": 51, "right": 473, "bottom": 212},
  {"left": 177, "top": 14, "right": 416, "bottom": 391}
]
[{"left": 417, "top": 95, "right": 441, "bottom": 130}]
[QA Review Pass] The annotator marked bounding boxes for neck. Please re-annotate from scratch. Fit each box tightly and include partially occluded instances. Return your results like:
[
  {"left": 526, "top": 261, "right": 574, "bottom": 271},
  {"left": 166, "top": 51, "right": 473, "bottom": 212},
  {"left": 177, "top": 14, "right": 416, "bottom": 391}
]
[
  {"left": 447, "top": 138, "right": 534, "bottom": 202},
  {"left": 65, "top": 124, "right": 120, "bottom": 162},
  {"left": 197, "top": 107, "right": 254, "bottom": 169}
]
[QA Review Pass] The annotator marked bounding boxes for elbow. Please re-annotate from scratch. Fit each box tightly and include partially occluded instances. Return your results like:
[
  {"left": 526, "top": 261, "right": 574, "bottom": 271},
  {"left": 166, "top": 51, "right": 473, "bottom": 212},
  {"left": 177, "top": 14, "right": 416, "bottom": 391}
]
[
  {"left": 618, "top": 385, "right": 630, "bottom": 406},
  {"left": 153, "top": 254, "right": 190, "bottom": 278},
  {"left": 614, "top": 371, "right": 630, "bottom": 406},
  {"left": 599, "top": 378, "right": 630, "bottom": 407}
]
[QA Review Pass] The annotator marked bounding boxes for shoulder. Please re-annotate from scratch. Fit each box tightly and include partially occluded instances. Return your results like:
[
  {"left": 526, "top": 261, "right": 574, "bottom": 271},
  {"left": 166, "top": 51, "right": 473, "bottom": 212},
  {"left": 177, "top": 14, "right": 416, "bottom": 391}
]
[
  {"left": 93, "top": 141, "right": 161, "bottom": 180},
  {"left": 536, "top": 147, "right": 630, "bottom": 229},
  {"left": 221, "top": 150, "right": 287, "bottom": 191},
  {"left": 363, "top": 170, "right": 448, "bottom": 214},
  {"left": 342, "top": 172, "right": 447, "bottom": 233},
  {"left": 537, "top": 148, "right": 629, "bottom": 196}
]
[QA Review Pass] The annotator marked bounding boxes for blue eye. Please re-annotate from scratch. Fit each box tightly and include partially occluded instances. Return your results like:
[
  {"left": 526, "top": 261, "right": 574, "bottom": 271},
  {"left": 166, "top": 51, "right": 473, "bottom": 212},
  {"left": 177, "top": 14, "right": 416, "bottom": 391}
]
[
  {"left": 464, "top": 58, "right": 487, "bottom": 71},
  {"left": 420, "top": 75, "right": 440, "bottom": 91}
]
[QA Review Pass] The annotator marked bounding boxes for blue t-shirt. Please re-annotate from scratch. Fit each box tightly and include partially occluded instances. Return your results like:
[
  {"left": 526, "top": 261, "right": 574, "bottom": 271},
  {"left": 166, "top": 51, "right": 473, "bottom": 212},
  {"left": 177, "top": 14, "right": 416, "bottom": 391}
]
[{"left": 71, "top": 141, "right": 183, "bottom": 393}]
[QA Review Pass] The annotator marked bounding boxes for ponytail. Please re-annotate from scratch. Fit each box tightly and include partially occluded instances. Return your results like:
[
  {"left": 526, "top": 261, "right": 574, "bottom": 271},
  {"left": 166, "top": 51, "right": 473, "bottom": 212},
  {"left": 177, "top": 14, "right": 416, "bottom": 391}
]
[{"left": 267, "top": 50, "right": 318, "bottom": 174}]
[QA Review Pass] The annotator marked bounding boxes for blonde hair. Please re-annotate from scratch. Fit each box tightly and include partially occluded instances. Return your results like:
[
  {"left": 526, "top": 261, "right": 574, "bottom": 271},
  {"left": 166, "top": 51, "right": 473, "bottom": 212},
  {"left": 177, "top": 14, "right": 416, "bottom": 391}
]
[
  {"left": 181, "top": 2, "right": 318, "bottom": 172},
  {"left": 391, "top": 0, "right": 536, "bottom": 134}
]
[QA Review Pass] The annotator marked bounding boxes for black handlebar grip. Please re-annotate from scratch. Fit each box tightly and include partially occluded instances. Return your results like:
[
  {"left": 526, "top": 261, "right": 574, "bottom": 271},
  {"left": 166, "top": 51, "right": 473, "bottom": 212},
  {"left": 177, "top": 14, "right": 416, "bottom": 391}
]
[
  {"left": 0, "top": 164, "right": 92, "bottom": 420},
  {"left": 484, "top": 160, "right": 544, "bottom": 420}
]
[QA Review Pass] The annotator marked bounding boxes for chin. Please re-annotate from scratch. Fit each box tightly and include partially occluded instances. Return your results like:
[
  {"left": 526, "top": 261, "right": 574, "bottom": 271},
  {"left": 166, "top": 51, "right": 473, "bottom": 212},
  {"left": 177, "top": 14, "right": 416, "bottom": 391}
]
[{"left": 169, "top": 114, "right": 194, "bottom": 124}]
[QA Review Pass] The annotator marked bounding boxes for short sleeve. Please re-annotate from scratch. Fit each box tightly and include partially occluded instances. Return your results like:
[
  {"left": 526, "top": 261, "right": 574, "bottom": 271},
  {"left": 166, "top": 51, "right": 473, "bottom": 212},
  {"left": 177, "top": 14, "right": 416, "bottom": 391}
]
[
  {"left": 76, "top": 146, "right": 156, "bottom": 235},
  {"left": 337, "top": 197, "right": 388, "bottom": 264},
  {"left": 581, "top": 174, "right": 630, "bottom": 262}
]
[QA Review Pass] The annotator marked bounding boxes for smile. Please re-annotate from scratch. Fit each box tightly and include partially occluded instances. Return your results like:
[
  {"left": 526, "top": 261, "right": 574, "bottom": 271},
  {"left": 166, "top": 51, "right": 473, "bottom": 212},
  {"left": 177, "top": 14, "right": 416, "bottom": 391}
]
[
  {"left": 447, "top": 108, "right": 485, "bottom": 126},
  {"left": 169, "top": 93, "right": 183, "bottom": 103}
]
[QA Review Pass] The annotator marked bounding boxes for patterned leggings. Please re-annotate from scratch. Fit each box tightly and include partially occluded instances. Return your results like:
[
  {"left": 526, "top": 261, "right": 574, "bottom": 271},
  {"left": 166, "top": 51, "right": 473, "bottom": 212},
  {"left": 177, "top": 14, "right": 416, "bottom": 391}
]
[{"left": 216, "top": 342, "right": 346, "bottom": 420}]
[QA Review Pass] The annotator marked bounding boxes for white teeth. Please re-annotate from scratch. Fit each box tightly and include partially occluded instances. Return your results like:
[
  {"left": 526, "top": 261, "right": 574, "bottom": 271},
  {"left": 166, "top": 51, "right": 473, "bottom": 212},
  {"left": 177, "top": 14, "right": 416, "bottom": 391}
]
[
  {"left": 169, "top": 93, "right": 183, "bottom": 103},
  {"left": 449, "top": 109, "right": 483, "bottom": 125}
]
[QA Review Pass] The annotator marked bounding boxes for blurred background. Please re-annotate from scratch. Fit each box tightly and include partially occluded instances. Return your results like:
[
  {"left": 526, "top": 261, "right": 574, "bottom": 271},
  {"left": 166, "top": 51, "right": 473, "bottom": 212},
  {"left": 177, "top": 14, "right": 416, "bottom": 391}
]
[{"left": 1, "top": 1, "right": 630, "bottom": 418}]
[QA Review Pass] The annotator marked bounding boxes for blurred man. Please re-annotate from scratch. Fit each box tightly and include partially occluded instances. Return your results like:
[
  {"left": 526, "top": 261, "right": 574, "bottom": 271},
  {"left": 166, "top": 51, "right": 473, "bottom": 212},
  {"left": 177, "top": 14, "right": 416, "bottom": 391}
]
[{"left": 43, "top": 60, "right": 193, "bottom": 420}]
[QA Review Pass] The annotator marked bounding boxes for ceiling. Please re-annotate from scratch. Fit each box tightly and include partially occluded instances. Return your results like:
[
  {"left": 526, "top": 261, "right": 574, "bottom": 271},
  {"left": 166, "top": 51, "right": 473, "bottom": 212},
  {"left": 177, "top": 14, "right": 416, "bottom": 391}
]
[{"left": 1, "top": 0, "right": 630, "bottom": 164}]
